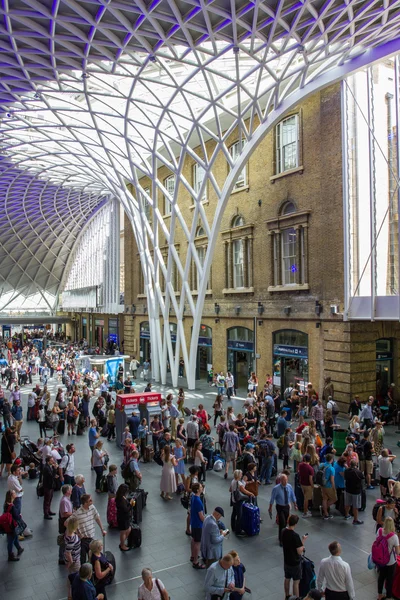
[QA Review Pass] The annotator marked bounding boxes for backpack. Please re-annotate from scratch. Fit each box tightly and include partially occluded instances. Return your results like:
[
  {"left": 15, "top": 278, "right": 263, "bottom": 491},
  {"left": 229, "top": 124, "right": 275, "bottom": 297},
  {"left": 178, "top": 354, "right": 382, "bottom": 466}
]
[
  {"left": 98, "top": 475, "right": 108, "bottom": 493},
  {"left": 371, "top": 529, "right": 395, "bottom": 567},
  {"left": 315, "top": 464, "right": 328, "bottom": 487},
  {"left": 0, "top": 509, "right": 16, "bottom": 534},
  {"left": 122, "top": 460, "right": 134, "bottom": 480},
  {"left": 372, "top": 499, "right": 386, "bottom": 522},
  {"left": 355, "top": 441, "right": 365, "bottom": 461},
  {"left": 277, "top": 435, "right": 285, "bottom": 449}
]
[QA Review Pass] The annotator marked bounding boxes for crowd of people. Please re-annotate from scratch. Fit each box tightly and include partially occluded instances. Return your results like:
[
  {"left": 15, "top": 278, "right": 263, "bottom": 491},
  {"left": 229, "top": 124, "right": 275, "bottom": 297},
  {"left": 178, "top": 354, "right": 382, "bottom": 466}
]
[{"left": 0, "top": 336, "right": 399, "bottom": 599}]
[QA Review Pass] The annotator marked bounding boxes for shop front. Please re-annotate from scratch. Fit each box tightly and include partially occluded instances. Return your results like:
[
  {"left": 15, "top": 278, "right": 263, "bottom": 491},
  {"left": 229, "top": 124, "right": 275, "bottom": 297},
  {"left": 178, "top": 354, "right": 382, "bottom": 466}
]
[
  {"left": 376, "top": 338, "right": 393, "bottom": 400},
  {"left": 140, "top": 321, "right": 151, "bottom": 361},
  {"left": 95, "top": 319, "right": 104, "bottom": 349},
  {"left": 273, "top": 329, "right": 309, "bottom": 394},
  {"left": 196, "top": 324, "right": 212, "bottom": 380},
  {"left": 108, "top": 318, "right": 119, "bottom": 351},
  {"left": 82, "top": 317, "right": 87, "bottom": 340},
  {"left": 227, "top": 327, "right": 254, "bottom": 391}
]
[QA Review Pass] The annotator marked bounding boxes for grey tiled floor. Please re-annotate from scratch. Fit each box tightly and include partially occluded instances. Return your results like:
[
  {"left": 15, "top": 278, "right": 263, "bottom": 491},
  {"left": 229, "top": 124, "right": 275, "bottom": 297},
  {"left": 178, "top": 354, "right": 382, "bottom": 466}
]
[{"left": 0, "top": 372, "right": 394, "bottom": 600}]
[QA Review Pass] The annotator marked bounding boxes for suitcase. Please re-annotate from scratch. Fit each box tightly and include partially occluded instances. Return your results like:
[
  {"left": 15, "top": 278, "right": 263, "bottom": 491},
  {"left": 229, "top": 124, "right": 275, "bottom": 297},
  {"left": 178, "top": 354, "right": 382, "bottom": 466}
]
[
  {"left": 107, "top": 497, "right": 118, "bottom": 528},
  {"left": 184, "top": 407, "right": 191, "bottom": 417},
  {"left": 241, "top": 498, "right": 260, "bottom": 536},
  {"left": 312, "top": 485, "right": 323, "bottom": 512},
  {"left": 143, "top": 446, "right": 154, "bottom": 463},
  {"left": 294, "top": 473, "right": 304, "bottom": 512},
  {"left": 136, "top": 488, "right": 148, "bottom": 508},
  {"left": 101, "top": 424, "right": 110, "bottom": 437},
  {"left": 104, "top": 550, "right": 116, "bottom": 583},
  {"left": 127, "top": 524, "right": 142, "bottom": 548},
  {"left": 299, "top": 555, "right": 316, "bottom": 598},
  {"left": 57, "top": 419, "right": 65, "bottom": 435},
  {"left": 129, "top": 491, "right": 143, "bottom": 523}
]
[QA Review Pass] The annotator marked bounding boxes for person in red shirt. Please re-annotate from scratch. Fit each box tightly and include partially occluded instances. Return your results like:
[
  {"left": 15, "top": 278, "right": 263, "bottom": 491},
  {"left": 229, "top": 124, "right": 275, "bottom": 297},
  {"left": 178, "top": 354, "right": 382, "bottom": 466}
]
[
  {"left": 197, "top": 404, "right": 208, "bottom": 427},
  {"left": 297, "top": 454, "right": 314, "bottom": 517}
]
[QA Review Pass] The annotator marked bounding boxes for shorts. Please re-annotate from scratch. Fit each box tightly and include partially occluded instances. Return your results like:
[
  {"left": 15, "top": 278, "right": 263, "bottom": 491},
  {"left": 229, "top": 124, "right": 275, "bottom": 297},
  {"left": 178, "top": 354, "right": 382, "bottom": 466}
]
[
  {"left": 344, "top": 492, "right": 361, "bottom": 508},
  {"left": 224, "top": 451, "right": 237, "bottom": 463},
  {"left": 359, "top": 460, "right": 373, "bottom": 475},
  {"left": 380, "top": 476, "right": 389, "bottom": 489},
  {"left": 187, "top": 438, "right": 196, "bottom": 448},
  {"left": 284, "top": 563, "right": 302, "bottom": 581},
  {"left": 301, "top": 485, "right": 313, "bottom": 501},
  {"left": 68, "top": 561, "right": 81, "bottom": 575},
  {"left": 191, "top": 527, "right": 202, "bottom": 542},
  {"left": 322, "top": 487, "right": 337, "bottom": 503}
]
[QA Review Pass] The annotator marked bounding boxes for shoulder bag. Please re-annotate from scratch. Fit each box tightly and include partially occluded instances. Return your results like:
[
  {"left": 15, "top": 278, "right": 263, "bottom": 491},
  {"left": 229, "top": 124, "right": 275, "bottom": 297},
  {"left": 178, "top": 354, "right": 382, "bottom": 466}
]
[
  {"left": 155, "top": 578, "right": 170, "bottom": 600},
  {"left": 233, "top": 481, "right": 247, "bottom": 503}
]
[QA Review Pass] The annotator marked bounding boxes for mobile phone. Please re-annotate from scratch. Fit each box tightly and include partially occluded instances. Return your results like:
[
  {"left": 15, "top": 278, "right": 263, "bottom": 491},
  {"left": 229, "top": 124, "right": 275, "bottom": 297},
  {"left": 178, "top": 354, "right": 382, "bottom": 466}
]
[
  {"left": 223, "top": 529, "right": 230, "bottom": 535},
  {"left": 304, "top": 533, "right": 309, "bottom": 536},
  {"left": 244, "top": 587, "right": 251, "bottom": 594}
]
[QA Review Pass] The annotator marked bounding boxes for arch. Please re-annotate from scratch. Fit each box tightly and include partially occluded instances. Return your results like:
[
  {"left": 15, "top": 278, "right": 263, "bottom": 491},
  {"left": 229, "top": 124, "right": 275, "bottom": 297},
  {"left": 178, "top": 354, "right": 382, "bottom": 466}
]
[
  {"left": 279, "top": 201, "right": 297, "bottom": 216},
  {"left": 231, "top": 215, "right": 245, "bottom": 228},
  {"left": 273, "top": 329, "right": 308, "bottom": 347}
]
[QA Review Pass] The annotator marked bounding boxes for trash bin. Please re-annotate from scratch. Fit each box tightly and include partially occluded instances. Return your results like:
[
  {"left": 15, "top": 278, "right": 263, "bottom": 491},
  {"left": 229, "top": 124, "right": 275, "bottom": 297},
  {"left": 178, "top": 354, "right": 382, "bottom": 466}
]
[{"left": 333, "top": 429, "right": 347, "bottom": 455}]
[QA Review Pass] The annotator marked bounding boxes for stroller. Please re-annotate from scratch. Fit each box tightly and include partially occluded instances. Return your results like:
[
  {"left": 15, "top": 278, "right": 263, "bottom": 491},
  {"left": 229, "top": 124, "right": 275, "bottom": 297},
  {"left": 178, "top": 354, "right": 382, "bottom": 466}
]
[{"left": 19, "top": 439, "right": 40, "bottom": 467}]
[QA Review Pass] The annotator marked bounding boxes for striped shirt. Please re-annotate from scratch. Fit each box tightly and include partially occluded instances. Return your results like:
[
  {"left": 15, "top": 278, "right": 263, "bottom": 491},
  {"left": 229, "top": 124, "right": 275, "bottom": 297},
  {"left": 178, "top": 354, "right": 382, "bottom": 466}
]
[
  {"left": 64, "top": 533, "right": 81, "bottom": 564},
  {"left": 74, "top": 505, "right": 100, "bottom": 539}
]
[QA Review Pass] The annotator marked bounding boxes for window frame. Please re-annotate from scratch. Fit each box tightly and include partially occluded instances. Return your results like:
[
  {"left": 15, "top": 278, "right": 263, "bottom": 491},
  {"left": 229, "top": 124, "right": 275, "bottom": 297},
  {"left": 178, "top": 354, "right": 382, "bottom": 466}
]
[
  {"left": 163, "top": 174, "right": 175, "bottom": 216},
  {"left": 192, "top": 163, "right": 207, "bottom": 201},
  {"left": 229, "top": 140, "right": 247, "bottom": 189},
  {"left": 275, "top": 114, "right": 300, "bottom": 175}
]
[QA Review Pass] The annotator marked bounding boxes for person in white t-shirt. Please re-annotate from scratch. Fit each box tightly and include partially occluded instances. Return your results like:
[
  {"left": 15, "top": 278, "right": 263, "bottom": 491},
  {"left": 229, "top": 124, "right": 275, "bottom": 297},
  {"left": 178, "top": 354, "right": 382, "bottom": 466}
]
[
  {"left": 138, "top": 568, "right": 168, "bottom": 600},
  {"left": 376, "top": 517, "right": 400, "bottom": 600}
]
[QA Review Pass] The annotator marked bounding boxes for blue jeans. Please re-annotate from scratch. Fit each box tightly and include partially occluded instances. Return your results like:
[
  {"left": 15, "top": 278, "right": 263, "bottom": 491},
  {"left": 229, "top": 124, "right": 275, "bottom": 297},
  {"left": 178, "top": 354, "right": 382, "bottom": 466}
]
[
  {"left": 217, "top": 386, "right": 225, "bottom": 395},
  {"left": 260, "top": 457, "right": 273, "bottom": 483},
  {"left": 13, "top": 497, "right": 21, "bottom": 515},
  {"left": 7, "top": 533, "right": 21, "bottom": 556}
]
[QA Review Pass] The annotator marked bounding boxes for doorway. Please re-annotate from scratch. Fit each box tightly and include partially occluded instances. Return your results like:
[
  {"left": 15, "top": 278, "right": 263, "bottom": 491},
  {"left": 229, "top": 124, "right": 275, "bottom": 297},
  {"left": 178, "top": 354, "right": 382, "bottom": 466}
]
[
  {"left": 273, "top": 329, "right": 309, "bottom": 394},
  {"left": 227, "top": 327, "right": 254, "bottom": 393},
  {"left": 196, "top": 324, "right": 212, "bottom": 380},
  {"left": 376, "top": 338, "right": 393, "bottom": 400},
  {"left": 140, "top": 321, "right": 151, "bottom": 362}
]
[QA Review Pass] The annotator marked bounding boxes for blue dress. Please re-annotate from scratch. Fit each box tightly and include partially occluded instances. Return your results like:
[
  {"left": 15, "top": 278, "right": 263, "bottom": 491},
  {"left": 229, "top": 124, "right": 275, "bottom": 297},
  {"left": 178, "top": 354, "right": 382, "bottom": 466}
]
[{"left": 174, "top": 446, "right": 185, "bottom": 475}]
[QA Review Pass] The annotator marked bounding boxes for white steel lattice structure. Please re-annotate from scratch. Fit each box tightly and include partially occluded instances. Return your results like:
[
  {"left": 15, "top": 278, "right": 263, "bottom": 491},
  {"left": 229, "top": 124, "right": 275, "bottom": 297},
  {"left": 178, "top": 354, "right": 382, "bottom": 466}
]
[{"left": 1, "top": 1, "right": 400, "bottom": 386}]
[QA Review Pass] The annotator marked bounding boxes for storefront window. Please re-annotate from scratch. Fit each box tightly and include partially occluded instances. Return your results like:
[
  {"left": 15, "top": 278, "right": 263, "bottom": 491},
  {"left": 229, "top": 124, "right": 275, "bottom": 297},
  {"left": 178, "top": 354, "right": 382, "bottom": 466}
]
[
  {"left": 227, "top": 327, "right": 254, "bottom": 391},
  {"left": 196, "top": 324, "right": 212, "bottom": 380},
  {"left": 376, "top": 338, "right": 393, "bottom": 400},
  {"left": 273, "top": 329, "right": 308, "bottom": 393},
  {"left": 140, "top": 321, "right": 151, "bottom": 361}
]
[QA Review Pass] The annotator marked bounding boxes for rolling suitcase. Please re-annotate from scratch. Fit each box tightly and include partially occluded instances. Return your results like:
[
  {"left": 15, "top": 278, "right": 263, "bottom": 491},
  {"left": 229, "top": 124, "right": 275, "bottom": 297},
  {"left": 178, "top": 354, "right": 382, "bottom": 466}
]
[
  {"left": 107, "top": 497, "right": 118, "bottom": 528},
  {"left": 299, "top": 555, "right": 316, "bottom": 598},
  {"left": 184, "top": 407, "right": 191, "bottom": 417},
  {"left": 127, "top": 524, "right": 142, "bottom": 548},
  {"left": 143, "top": 446, "right": 154, "bottom": 463},
  {"left": 312, "top": 485, "right": 323, "bottom": 512},
  {"left": 294, "top": 473, "right": 304, "bottom": 512},
  {"left": 103, "top": 536, "right": 116, "bottom": 583},
  {"left": 129, "top": 491, "right": 143, "bottom": 523},
  {"left": 241, "top": 498, "right": 260, "bottom": 536},
  {"left": 57, "top": 419, "right": 65, "bottom": 435},
  {"left": 136, "top": 487, "right": 148, "bottom": 508}
]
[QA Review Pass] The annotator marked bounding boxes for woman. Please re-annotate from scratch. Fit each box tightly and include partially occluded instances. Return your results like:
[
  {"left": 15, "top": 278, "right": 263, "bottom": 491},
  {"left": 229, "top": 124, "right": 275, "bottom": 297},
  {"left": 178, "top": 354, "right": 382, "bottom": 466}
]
[
  {"left": 37, "top": 404, "right": 47, "bottom": 438},
  {"left": 176, "top": 418, "right": 187, "bottom": 444},
  {"left": 197, "top": 404, "right": 208, "bottom": 428},
  {"left": 282, "top": 427, "right": 294, "bottom": 470},
  {"left": 93, "top": 440, "right": 108, "bottom": 493},
  {"left": 138, "top": 568, "right": 169, "bottom": 600},
  {"left": 306, "top": 443, "right": 320, "bottom": 476},
  {"left": 243, "top": 462, "right": 259, "bottom": 506},
  {"left": 89, "top": 539, "right": 114, "bottom": 599},
  {"left": 229, "top": 469, "right": 254, "bottom": 536},
  {"left": 213, "top": 395, "right": 223, "bottom": 427},
  {"left": 3, "top": 489, "right": 23, "bottom": 561},
  {"left": 160, "top": 445, "right": 177, "bottom": 500},
  {"left": 234, "top": 414, "right": 246, "bottom": 439},
  {"left": 66, "top": 402, "right": 77, "bottom": 436},
  {"left": 349, "top": 415, "right": 362, "bottom": 440},
  {"left": 173, "top": 439, "right": 186, "bottom": 488},
  {"left": 248, "top": 372, "right": 258, "bottom": 394},
  {"left": 160, "top": 399, "right": 170, "bottom": 431},
  {"left": 177, "top": 388, "right": 185, "bottom": 418},
  {"left": 50, "top": 401, "right": 62, "bottom": 434},
  {"left": 227, "top": 406, "right": 236, "bottom": 426},
  {"left": 228, "top": 551, "right": 247, "bottom": 600},
  {"left": 194, "top": 440, "right": 207, "bottom": 483},
  {"left": 371, "top": 422, "right": 385, "bottom": 457},
  {"left": 115, "top": 483, "right": 133, "bottom": 552},
  {"left": 0, "top": 427, "right": 16, "bottom": 476},
  {"left": 334, "top": 455, "right": 346, "bottom": 508},
  {"left": 376, "top": 517, "right": 400, "bottom": 600},
  {"left": 106, "top": 464, "right": 118, "bottom": 499},
  {"left": 64, "top": 516, "right": 81, "bottom": 599},
  {"left": 324, "top": 409, "right": 334, "bottom": 440}
]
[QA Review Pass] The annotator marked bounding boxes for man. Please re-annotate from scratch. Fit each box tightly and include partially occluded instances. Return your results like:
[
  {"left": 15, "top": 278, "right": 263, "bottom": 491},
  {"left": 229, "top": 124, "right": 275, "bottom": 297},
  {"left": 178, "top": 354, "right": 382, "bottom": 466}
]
[
  {"left": 43, "top": 456, "right": 58, "bottom": 519},
  {"left": 216, "top": 372, "right": 226, "bottom": 396},
  {"left": 204, "top": 554, "right": 235, "bottom": 600},
  {"left": 167, "top": 396, "right": 179, "bottom": 440},
  {"left": 179, "top": 357, "right": 184, "bottom": 378},
  {"left": 201, "top": 506, "right": 228, "bottom": 568},
  {"left": 90, "top": 367, "right": 100, "bottom": 389},
  {"left": 200, "top": 429, "right": 215, "bottom": 469},
  {"left": 277, "top": 410, "right": 288, "bottom": 438},
  {"left": 327, "top": 396, "right": 339, "bottom": 424},
  {"left": 269, "top": 473, "right": 298, "bottom": 545},
  {"left": 317, "top": 541, "right": 355, "bottom": 600},
  {"left": 60, "top": 443, "right": 76, "bottom": 486},
  {"left": 343, "top": 459, "right": 364, "bottom": 525},
  {"left": 9, "top": 385, "right": 21, "bottom": 405},
  {"left": 142, "top": 359, "right": 150, "bottom": 381},
  {"left": 311, "top": 399, "right": 325, "bottom": 437},
  {"left": 190, "top": 483, "right": 205, "bottom": 568},
  {"left": 58, "top": 484, "right": 73, "bottom": 565},
  {"left": 123, "top": 375, "right": 134, "bottom": 394},
  {"left": 258, "top": 433, "right": 276, "bottom": 485},
  {"left": 320, "top": 454, "right": 337, "bottom": 520},
  {"left": 88, "top": 419, "right": 99, "bottom": 467},
  {"left": 244, "top": 406, "right": 257, "bottom": 431},
  {"left": 360, "top": 398, "right": 374, "bottom": 430},
  {"left": 304, "top": 591, "right": 323, "bottom": 600},
  {"left": 11, "top": 399, "right": 23, "bottom": 440},
  {"left": 282, "top": 514, "right": 307, "bottom": 599},
  {"left": 158, "top": 431, "right": 171, "bottom": 451},
  {"left": 348, "top": 395, "right": 361, "bottom": 418},
  {"left": 358, "top": 430, "right": 374, "bottom": 489},
  {"left": 298, "top": 453, "right": 314, "bottom": 517},
  {"left": 222, "top": 424, "right": 241, "bottom": 480},
  {"left": 7, "top": 463, "right": 24, "bottom": 514},
  {"left": 75, "top": 494, "right": 106, "bottom": 564},
  {"left": 187, "top": 415, "right": 199, "bottom": 459},
  {"left": 144, "top": 382, "right": 152, "bottom": 393},
  {"left": 70, "top": 563, "right": 104, "bottom": 600},
  {"left": 127, "top": 410, "right": 140, "bottom": 439},
  {"left": 27, "top": 391, "right": 37, "bottom": 421},
  {"left": 129, "top": 356, "right": 139, "bottom": 379},
  {"left": 150, "top": 414, "right": 164, "bottom": 453}
]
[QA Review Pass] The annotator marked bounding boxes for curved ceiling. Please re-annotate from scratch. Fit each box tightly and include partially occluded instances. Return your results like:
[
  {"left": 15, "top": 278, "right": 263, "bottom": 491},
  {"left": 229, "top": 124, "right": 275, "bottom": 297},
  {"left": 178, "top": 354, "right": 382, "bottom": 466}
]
[{"left": 1, "top": 0, "right": 400, "bottom": 312}]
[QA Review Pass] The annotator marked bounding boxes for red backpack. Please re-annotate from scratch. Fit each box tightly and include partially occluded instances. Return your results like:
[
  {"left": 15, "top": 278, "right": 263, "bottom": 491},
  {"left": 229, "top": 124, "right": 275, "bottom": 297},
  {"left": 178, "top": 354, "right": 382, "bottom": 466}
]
[
  {"left": 0, "top": 506, "right": 17, "bottom": 534},
  {"left": 371, "top": 528, "right": 395, "bottom": 567}
]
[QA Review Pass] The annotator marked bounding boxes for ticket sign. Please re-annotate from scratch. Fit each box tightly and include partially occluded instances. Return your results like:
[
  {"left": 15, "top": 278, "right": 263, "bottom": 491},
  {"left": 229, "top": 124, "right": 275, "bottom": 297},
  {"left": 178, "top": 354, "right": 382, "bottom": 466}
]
[{"left": 116, "top": 392, "right": 162, "bottom": 410}]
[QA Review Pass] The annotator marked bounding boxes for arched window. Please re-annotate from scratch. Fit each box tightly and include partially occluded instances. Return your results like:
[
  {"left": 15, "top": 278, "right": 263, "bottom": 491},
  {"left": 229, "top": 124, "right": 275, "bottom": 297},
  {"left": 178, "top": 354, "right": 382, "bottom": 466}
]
[
  {"left": 280, "top": 201, "right": 296, "bottom": 216},
  {"left": 231, "top": 215, "right": 244, "bottom": 227},
  {"left": 196, "top": 226, "right": 205, "bottom": 237}
]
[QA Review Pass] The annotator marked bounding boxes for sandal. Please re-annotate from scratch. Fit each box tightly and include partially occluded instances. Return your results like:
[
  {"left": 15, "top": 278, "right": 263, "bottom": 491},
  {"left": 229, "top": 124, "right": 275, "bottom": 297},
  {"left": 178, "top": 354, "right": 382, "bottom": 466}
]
[
  {"left": 193, "top": 563, "right": 206, "bottom": 570},
  {"left": 119, "top": 545, "right": 130, "bottom": 552}
]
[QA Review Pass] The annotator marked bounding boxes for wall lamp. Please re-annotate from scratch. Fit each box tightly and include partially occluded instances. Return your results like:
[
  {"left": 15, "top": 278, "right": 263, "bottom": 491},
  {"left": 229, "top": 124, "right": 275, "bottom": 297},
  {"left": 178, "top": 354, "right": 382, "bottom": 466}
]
[
  {"left": 258, "top": 199, "right": 262, "bottom": 207},
  {"left": 234, "top": 306, "right": 241, "bottom": 316},
  {"left": 257, "top": 302, "right": 264, "bottom": 316},
  {"left": 315, "top": 301, "right": 323, "bottom": 316},
  {"left": 283, "top": 306, "right": 291, "bottom": 316},
  {"left": 131, "top": 304, "right": 136, "bottom": 314},
  {"left": 258, "top": 320, "right": 263, "bottom": 326},
  {"left": 143, "top": 304, "right": 147, "bottom": 313},
  {"left": 214, "top": 303, "right": 220, "bottom": 315},
  {"left": 215, "top": 318, "right": 220, "bottom": 323}
]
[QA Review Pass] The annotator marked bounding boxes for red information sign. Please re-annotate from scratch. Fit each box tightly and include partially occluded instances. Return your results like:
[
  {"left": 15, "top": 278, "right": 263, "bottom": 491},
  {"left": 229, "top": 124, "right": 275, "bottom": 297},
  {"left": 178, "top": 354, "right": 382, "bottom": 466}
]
[{"left": 116, "top": 392, "right": 162, "bottom": 410}]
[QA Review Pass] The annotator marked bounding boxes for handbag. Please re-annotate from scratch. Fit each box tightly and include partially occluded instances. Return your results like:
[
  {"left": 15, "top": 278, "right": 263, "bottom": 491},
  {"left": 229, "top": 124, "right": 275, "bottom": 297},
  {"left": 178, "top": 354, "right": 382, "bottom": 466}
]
[
  {"left": 233, "top": 481, "right": 247, "bottom": 503},
  {"left": 14, "top": 518, "right": 27, "bottom": 536},
  {"left": 245, "top": 480, "right": 259, "bottom": 497},
  {"left": 57, "top": 534, "right": 65, "bottom": 546},
  {"left": 180, "top": 493, "right": 190, "bottom": 510}
]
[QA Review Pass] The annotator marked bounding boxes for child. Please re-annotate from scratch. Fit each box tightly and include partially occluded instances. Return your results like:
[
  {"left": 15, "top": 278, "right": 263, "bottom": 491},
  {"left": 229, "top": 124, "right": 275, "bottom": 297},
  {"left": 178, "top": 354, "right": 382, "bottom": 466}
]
[
  {"left": 28, "top": 462, "right": 38, "bottom": 479},
  {"left": 228, "top": 550, "right": 247, "bottom": 600}
]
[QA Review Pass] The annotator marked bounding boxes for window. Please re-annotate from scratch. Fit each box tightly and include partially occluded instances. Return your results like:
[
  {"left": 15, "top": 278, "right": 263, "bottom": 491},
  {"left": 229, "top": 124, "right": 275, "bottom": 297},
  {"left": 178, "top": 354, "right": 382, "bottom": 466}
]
[
  {"left": 163, "top": 175, "right": 175, "bottom": 215},
  {"left": 276, "top": 115, "right": 299, "bottom": 174},
  {"left": 221, "top": 215, "right": 254, "bottom": 293},
  {"left": 142, "top": 187, "right": 151, "bottom": 220},
  {"left": 229, "top": 141, "right": 247, "bottom": 189},
  {"left": 266, "top": 201, "right": 310, "bottom": 291},
  {"left": 192, "top": 225, "right": 211, "bottom": 291},
  {"left": 193, "top": 163, "right": 206, "bottom": 201}
]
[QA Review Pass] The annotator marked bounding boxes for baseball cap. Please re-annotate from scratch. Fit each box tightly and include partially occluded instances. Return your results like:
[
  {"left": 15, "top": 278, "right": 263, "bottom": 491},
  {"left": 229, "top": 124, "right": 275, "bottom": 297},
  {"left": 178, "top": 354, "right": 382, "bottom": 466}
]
[
  {"left": 214, "top": 506, "right": 225, "bottom": 517},
  {"left": 245, "top": 443, "right": 255, "bottom": 449}
]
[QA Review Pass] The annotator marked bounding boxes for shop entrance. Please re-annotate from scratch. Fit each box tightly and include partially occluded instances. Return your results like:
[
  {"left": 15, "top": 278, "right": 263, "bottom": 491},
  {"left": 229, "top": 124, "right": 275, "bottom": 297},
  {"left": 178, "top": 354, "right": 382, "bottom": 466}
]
[
  {"left": 376, "top": 338, "right": 393, "bottom": 400},
  {"left": 196, "top": 325, "right": 212, "bottom": 380},
  {"left": 140, "top": 321, "right": 151, "bottom": 362},
  {"left": 95, "top": 319, "right": 104, "bottom": 349},
  {"left": 273, "top": 329, "right": 308, "bottom": 394},
  {"left": 227, "top": 327, "right": 254, "bottom": 391}
]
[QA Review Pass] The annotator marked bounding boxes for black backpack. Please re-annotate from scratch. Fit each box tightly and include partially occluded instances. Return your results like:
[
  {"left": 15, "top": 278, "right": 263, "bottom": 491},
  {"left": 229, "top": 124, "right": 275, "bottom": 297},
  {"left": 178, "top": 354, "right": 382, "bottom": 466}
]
[{"left": 355, "top": 441, "right": 365, "bottom": 461}]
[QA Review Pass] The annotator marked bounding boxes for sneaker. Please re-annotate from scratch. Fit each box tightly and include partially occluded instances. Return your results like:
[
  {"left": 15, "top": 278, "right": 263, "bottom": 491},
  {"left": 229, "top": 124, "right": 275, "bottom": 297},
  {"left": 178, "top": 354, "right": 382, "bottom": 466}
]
[
  {"left": 302, "top": 513, "right": 311, "bottom": 518},
  {"left": 323, "top": 515, "right": 333, "bottom": 520},
  {"left": 353, "top": 520, "right": 364, "bottom": 525},
  {"left": 8, "top": 554, "right": 20, "bottom": 562},
  {"left": 307, "top": 511, "right": 312, "bottom": 516},
  {"left": 344, "top": 515, "right": 352, "bottom": 520},
  {"left": 17, "top": 548, "right": 24, "bottom": 556},
  {"left": 367, "top": 485, "right": 375, "bottom": 490}
]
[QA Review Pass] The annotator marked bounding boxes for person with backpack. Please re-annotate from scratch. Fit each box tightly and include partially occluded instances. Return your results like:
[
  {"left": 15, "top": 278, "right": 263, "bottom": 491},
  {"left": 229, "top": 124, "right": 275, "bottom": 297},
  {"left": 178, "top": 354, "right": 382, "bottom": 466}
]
[
  {"left": 343, "top": 459, "right": 364, "bottom": 525},
  {"left": 2, "top": 489, "right": 24, "bottom": 561},
  {"left": 357, "top": 430, "right": 375, "bottom": 489},
  {"left": 374, "top": 497, "right": 396, "bottom": 532},
  {"left": 318, "top": 454, "right": 337, "bottom": 520},
  {"left": 373, "top": 517, "right": 400, "bottom": 600},
  {"left": 258, "top": 433, "right": 276, "bottom": 485}
]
